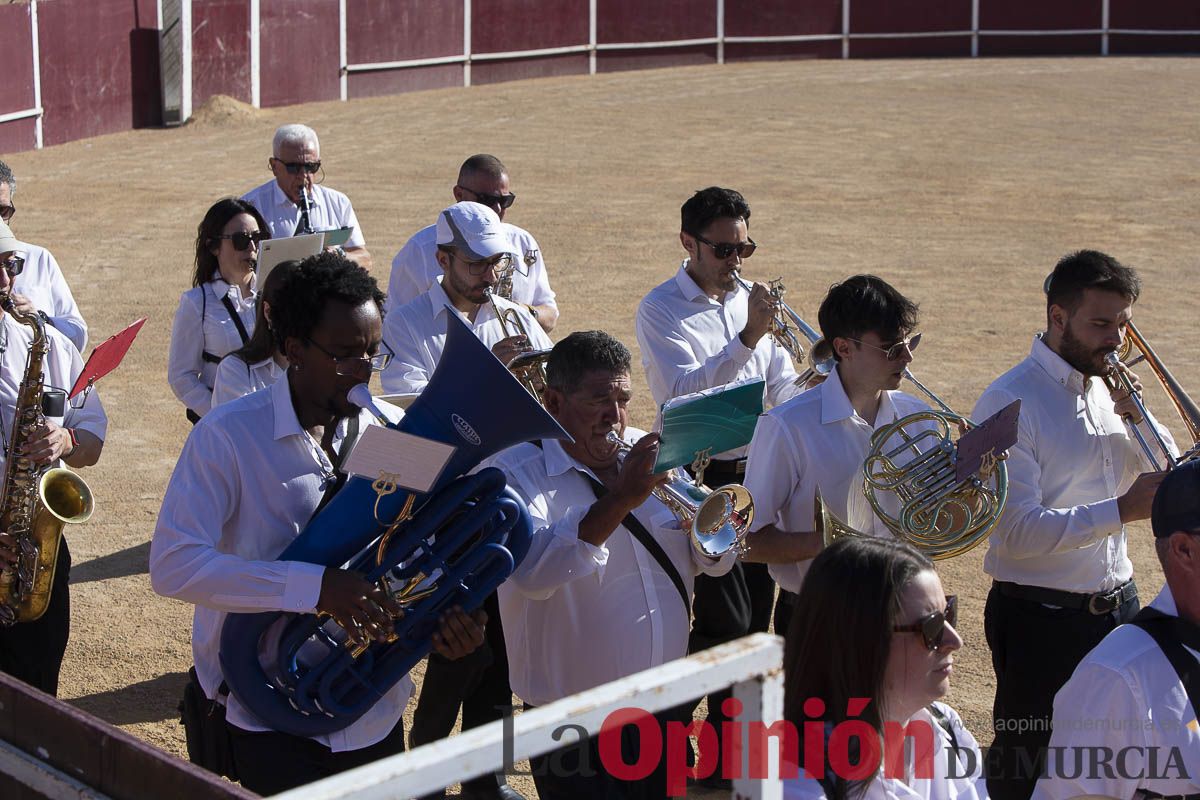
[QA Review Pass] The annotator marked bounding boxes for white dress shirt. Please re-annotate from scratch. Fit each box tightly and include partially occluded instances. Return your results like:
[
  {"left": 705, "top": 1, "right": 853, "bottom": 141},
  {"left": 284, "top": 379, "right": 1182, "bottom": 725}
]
[
  {"left": 744, "top": 364, "right": 931, "bottom": 593},
  {"left": 783, "top": 704, "right": 986, "bottom": 800},
  {"left": 10, "top": 240, "right": 88, "bottom": 352},
  {"left": 385, "top": 222, "right": 556, "bottom": 312},
  {"left": 972, "top": 335, "right": 1176, "bottom": 594},
  {"left": 380, "top": 277, "right": 552, "bottom": 397},
  {"left": 150, "top": 375, "right": 409, "bottom": 752},
  {"left": 1034, "top": 585, "right": 1200, "bottom": 800},
  {"left": 0, "top": 313, "right": 107, "bottom": 472},
  {"left": 167, "top": 274, "right": 258, "bottom": 417},
  {"left": 490, "top": 429, "right": 736, "bottom": 707},
  {"left": 635, "top": 262, "right": 801, "bottom": 458},
  {"left": 241, "top": 179, "right": 366, "bottom": 248},
  {"left": 211, "top": 354, "right": 284, "bottom": 408}
]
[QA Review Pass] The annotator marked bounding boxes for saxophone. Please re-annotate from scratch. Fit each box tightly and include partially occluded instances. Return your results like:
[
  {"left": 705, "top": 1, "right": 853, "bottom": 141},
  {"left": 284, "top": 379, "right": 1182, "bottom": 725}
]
[{"left": 0, "top": 296, "right": 94, "bottom": 625}]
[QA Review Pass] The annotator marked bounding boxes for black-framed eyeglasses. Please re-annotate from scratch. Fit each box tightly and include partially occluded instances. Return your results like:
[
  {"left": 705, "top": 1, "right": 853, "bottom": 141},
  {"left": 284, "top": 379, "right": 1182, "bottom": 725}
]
[
  {"left": 0, "top": 256, "right": 25, "bottom": 276},
  {"left": 305, "top": 337, "right": 393, "bottom": 376},
  {"left": 272, "top": 158, "right": 322, "bottom": 175},
  {"left": 456, "top": 185, "right": 517, "bottom": 210},
  {"left": 846, "top": 332, "right": 922, "bottom": 361},
  {"left": 216, "top": 230, "right": 268, "bottom": 251},
  {"left": 0, "top": 202, "right": 14, "bottom": 222},
  {"left": 453, "top": 251, "right": 514, "bottom": 277},
  {"left": 893, "top": 595, "right": 957, "bottom": 651},
  {"left": 693, "top": 233, "right": 757, "bottom": 260}
]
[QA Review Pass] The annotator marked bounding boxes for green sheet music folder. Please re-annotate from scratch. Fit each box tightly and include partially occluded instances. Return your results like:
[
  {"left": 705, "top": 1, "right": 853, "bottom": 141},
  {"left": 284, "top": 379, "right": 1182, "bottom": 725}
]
[{"left": 654, "top": 379, "right": 765, "bottom": 473}]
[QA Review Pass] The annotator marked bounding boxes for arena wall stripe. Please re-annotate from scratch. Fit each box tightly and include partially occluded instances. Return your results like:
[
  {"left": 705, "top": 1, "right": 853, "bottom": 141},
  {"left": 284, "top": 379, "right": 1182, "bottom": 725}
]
[{"left": 5, "top": 0, "right": 1200, "bottom": 154}]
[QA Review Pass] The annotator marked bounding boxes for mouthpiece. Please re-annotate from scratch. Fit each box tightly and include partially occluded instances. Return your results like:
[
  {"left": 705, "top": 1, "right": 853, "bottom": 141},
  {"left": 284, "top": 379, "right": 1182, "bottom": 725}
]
[
  {"left": 347, "top": 384, "right": 388, "bottom": 423},
  {"left": 1104, "top": 352, "right": 1122, "bottom": 369}
]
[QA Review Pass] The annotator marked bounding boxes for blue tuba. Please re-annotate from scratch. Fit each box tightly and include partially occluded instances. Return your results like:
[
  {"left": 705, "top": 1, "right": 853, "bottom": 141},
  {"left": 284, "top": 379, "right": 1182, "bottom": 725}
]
[{"left": 218, "top": 314, "right": 569, "bottom": 738}]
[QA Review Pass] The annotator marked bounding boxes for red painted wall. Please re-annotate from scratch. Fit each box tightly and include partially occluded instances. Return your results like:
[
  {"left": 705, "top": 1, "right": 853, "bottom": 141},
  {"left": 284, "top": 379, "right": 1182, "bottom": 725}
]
[
  {"left": 192, "top": 0, "right": 252, "bottom": 107},
  {"left": 35, "top": 0, "right": 161, "bottom": 147},
  {"left": 0, "top": 4, "right": 37, "bottom": 153},
  {"left": 259, "top": 0, "right": 341, "bottom": 108},
  {"left": 5, "top": 0, "right": 1200, "bottom": 154}
]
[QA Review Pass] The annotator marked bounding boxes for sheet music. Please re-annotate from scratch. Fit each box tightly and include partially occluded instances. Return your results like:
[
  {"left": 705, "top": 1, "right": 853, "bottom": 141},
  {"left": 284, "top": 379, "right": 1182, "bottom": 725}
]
[{"left": 342, "top": 425, "right": 456, "bottom": 494}]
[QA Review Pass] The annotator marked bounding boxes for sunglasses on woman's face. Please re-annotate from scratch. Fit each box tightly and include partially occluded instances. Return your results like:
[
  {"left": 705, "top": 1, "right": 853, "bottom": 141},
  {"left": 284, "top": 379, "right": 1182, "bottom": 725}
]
[
  {"left": 216, "top": 230, "right": 268, "bottom": 251},
  {"left": 893, "top": 595, "right": 957, "bottom": 651}
]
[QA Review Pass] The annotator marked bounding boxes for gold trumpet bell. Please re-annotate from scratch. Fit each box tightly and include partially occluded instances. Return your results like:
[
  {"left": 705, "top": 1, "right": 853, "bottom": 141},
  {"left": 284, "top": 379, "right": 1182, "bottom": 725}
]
[
  {"left": 38, "top": 468, "right": 94, "bottom": 525},
  {"left": 813, "top": 492, "right": 868, "bottom": 549}
]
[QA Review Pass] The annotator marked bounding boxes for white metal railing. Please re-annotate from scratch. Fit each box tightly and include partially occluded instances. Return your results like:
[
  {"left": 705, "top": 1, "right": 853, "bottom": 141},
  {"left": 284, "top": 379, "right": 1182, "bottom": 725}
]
[
  {"left": 333, "top": 0, "right": 1200, "bottom": 91},
  {"left": 269, "top": 633, "right": 785, "bottom": 800}
]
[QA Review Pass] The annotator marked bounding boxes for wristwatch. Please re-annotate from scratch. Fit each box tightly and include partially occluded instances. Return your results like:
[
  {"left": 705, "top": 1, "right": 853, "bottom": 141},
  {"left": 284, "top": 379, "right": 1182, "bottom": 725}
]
[
  {"left": 526, "top": 304, "right": 539, "bottom": 321},
  {"left": 64, "top": 427, "right": 78, "bottom": 458}
]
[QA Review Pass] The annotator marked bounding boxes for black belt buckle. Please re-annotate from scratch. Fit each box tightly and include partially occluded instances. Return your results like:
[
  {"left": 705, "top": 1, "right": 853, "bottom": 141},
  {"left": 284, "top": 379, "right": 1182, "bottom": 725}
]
[
  {"left": 1087, "top": 590, "right": 1118, "bottom": 615},
  {"left": 1087, "top": 581, "right": 1133, "bottom": 615}
]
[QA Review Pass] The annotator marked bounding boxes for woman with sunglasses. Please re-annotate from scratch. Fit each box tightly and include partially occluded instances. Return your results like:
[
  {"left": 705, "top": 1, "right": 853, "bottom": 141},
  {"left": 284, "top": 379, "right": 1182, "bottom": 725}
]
[
  {"left": 210, "top": 259, "right": 298, "bottom": 408},
  {"left": 168, "top": 198, "right": 269, "bottom": 423},
  {"left": 782, "top": 537, "right": 985, "bottom": 800}
]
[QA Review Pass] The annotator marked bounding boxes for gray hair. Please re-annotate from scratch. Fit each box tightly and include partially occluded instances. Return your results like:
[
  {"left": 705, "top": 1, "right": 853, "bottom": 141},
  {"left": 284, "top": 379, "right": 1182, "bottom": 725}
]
[
  {"left": 0, "top": 160, "right": 15, "bottom": 196},
  {"left": 272, "top": 124, "right": 319, "bottom": 156}
]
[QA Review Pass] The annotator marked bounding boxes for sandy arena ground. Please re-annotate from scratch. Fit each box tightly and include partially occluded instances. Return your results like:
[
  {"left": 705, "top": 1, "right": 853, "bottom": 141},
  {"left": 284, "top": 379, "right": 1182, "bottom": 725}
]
[{"left": 3, "top": 55, "right": 1198, "bottom": 796}]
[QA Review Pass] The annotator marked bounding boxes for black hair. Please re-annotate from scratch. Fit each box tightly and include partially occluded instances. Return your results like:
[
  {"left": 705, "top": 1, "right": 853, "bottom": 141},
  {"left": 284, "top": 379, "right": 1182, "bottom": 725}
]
[
  {"left": 546, "top": 331, "right": 631, "bottom": 394},
  {"left": 680, "top": 187, "right": 751, "bottom": 238},
  {"left": 228, "top": 260, "right": 300, "bottom": 365},
  {"left": 783, "top": 537, "right": 934, "bottom": 800},
  {"left": 458, "top": 154, "right": 507, "bottom": 183},
  {"left": 193, "top": 198, "right": 269, "bottom": 287},
  {"left": 818, "top": 275, "right": 920, "bottom": 360},
  {"left": 1045, "top": 250, "right": 1141, "bottom": 315},
  {"left": 270, "top": 251, "right": 384, "bottom": 349}
]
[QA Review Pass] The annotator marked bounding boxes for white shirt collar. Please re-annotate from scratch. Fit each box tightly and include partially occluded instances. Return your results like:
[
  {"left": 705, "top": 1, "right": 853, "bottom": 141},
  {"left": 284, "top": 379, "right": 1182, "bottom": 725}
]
[
  {"left": 1029, "top": 333, "right": 1089, "bottom": 396},
  {"left": 268, "top": 179, "right": 316, "bottom": 210},
  {"left": 270, "top": 370, "right": 305, "bottom": 441},
  {"left": 818, "top": 363, "right": 901, "bottom": 426},
  {"left": 207, "top": 270, "right": 257, "bottom": 302},
  {"left": 673, "top": 259, "right": 738, "bottom": 306}
]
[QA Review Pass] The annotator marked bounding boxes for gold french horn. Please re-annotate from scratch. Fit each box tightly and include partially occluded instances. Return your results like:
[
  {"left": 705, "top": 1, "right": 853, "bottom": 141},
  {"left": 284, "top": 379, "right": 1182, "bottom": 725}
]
[{"left": 861, "top": 369, "right": 1009, "bottom": 560}]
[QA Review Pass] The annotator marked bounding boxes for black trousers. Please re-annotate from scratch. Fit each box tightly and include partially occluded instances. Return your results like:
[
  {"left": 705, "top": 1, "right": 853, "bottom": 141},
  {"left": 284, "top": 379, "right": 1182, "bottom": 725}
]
[
  {"left": 528, "top": 704, "right": 686, "bottom": 800},
  {"left": 0, "top": 539, "right": 71, "bottom": 696},
  {"left": 984, "top": 581, "right": 1139, "bottom": 800},
  {"left": 228, "top": 716, "right": 406, "bottom": 795},
  {"left": 410, "top": 591, "right": 513, "bottom": 795}
]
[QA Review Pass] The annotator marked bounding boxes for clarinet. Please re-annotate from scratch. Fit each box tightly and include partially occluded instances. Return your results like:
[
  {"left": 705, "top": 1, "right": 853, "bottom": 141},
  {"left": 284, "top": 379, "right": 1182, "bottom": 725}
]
[{"left": 296, "top": 185, "right": 315, "bottom": 236}]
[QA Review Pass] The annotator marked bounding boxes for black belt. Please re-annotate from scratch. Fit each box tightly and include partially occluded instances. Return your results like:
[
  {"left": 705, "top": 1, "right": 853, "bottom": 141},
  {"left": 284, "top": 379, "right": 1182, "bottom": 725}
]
[{"left": 995, "top": 579, "right": 1138, "bottom": 615}]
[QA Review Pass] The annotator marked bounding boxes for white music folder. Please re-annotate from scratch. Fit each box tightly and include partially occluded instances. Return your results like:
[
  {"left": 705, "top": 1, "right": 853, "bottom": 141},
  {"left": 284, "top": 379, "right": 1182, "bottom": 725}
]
[{"left": 257, "top": 232, "right": 325, "bottom": 284}]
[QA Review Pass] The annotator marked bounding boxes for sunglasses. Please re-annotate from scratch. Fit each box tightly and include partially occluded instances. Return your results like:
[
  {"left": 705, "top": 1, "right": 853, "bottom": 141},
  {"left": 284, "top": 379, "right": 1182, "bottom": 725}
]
[
  {"left": 216, "top": 230, "right": 268, "bottom": 251},
  {"left": 0, "top": 202, "right": 14, "bottom": 222},
  {"left": 456, "top": 186, "right": 517, "bottom": 210},
  {"left": 453, "top": 251, "right": 514, "bottom": 277},
  {"left": 693, "top": 233, "right": 757, "bottom": 260},
  {"left": 272, "top": 158, "right": 322, "bottom": 175},
  {"left": 893, "top": 595, "right": 957, "bottom": 651},
  {"left": 1, "top": 256, "right": 25, "bottom": 276},
  {"left": 846, "top": 332, "right": 923, "bottom": 361},
  {"left": 305, "top": 337, "right": 394, "bottom": 377}
]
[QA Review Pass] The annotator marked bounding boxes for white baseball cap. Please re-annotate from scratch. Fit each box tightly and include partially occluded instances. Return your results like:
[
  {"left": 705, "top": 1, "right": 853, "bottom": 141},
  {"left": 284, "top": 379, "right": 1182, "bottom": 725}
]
[
  {"left": 435, "top": 201, "right": 513, "bottom": 261},
  {"left": 0, "top": 220, "right": 18, "bottom": 255}
]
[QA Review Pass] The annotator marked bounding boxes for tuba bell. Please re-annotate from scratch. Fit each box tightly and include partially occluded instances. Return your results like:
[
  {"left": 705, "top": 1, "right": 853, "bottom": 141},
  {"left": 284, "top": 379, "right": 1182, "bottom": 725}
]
[
  {"left": 861, "top": 369, "right": 1009, "bottom": 560},
  {"left": 607, "top": 432, "right": 754, "bottom": 558},
  {"left": 219, "top": 314, "right": 570, "bottom": 737}
]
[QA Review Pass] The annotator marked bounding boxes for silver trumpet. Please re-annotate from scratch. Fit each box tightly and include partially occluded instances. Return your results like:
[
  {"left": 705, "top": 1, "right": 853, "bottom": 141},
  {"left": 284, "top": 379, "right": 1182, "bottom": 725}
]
[
  {"left": 734, "top": 275, "right": 834, "bottom": 387},
  {"left": 606, "top": 432, "right": 754, "bottom": 558}
]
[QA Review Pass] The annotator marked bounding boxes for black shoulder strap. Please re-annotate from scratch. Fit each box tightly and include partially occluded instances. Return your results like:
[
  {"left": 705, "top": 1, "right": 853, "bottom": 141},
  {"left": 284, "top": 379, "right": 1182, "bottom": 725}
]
[
  {"left": 313, "top": 415, "right": 361, "bottom": 516},
  {"left": 1131, "top": 607, "right": 1200, "bottom": 728},
  {"left": 927, "top": 703, "right": 961, "bottom": 753},
  {"left": 579, "top": 471, "right": 691, "bottom": 617},
  {"left": 219, "top": 294, "right": 251, "bottom": 346}
]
